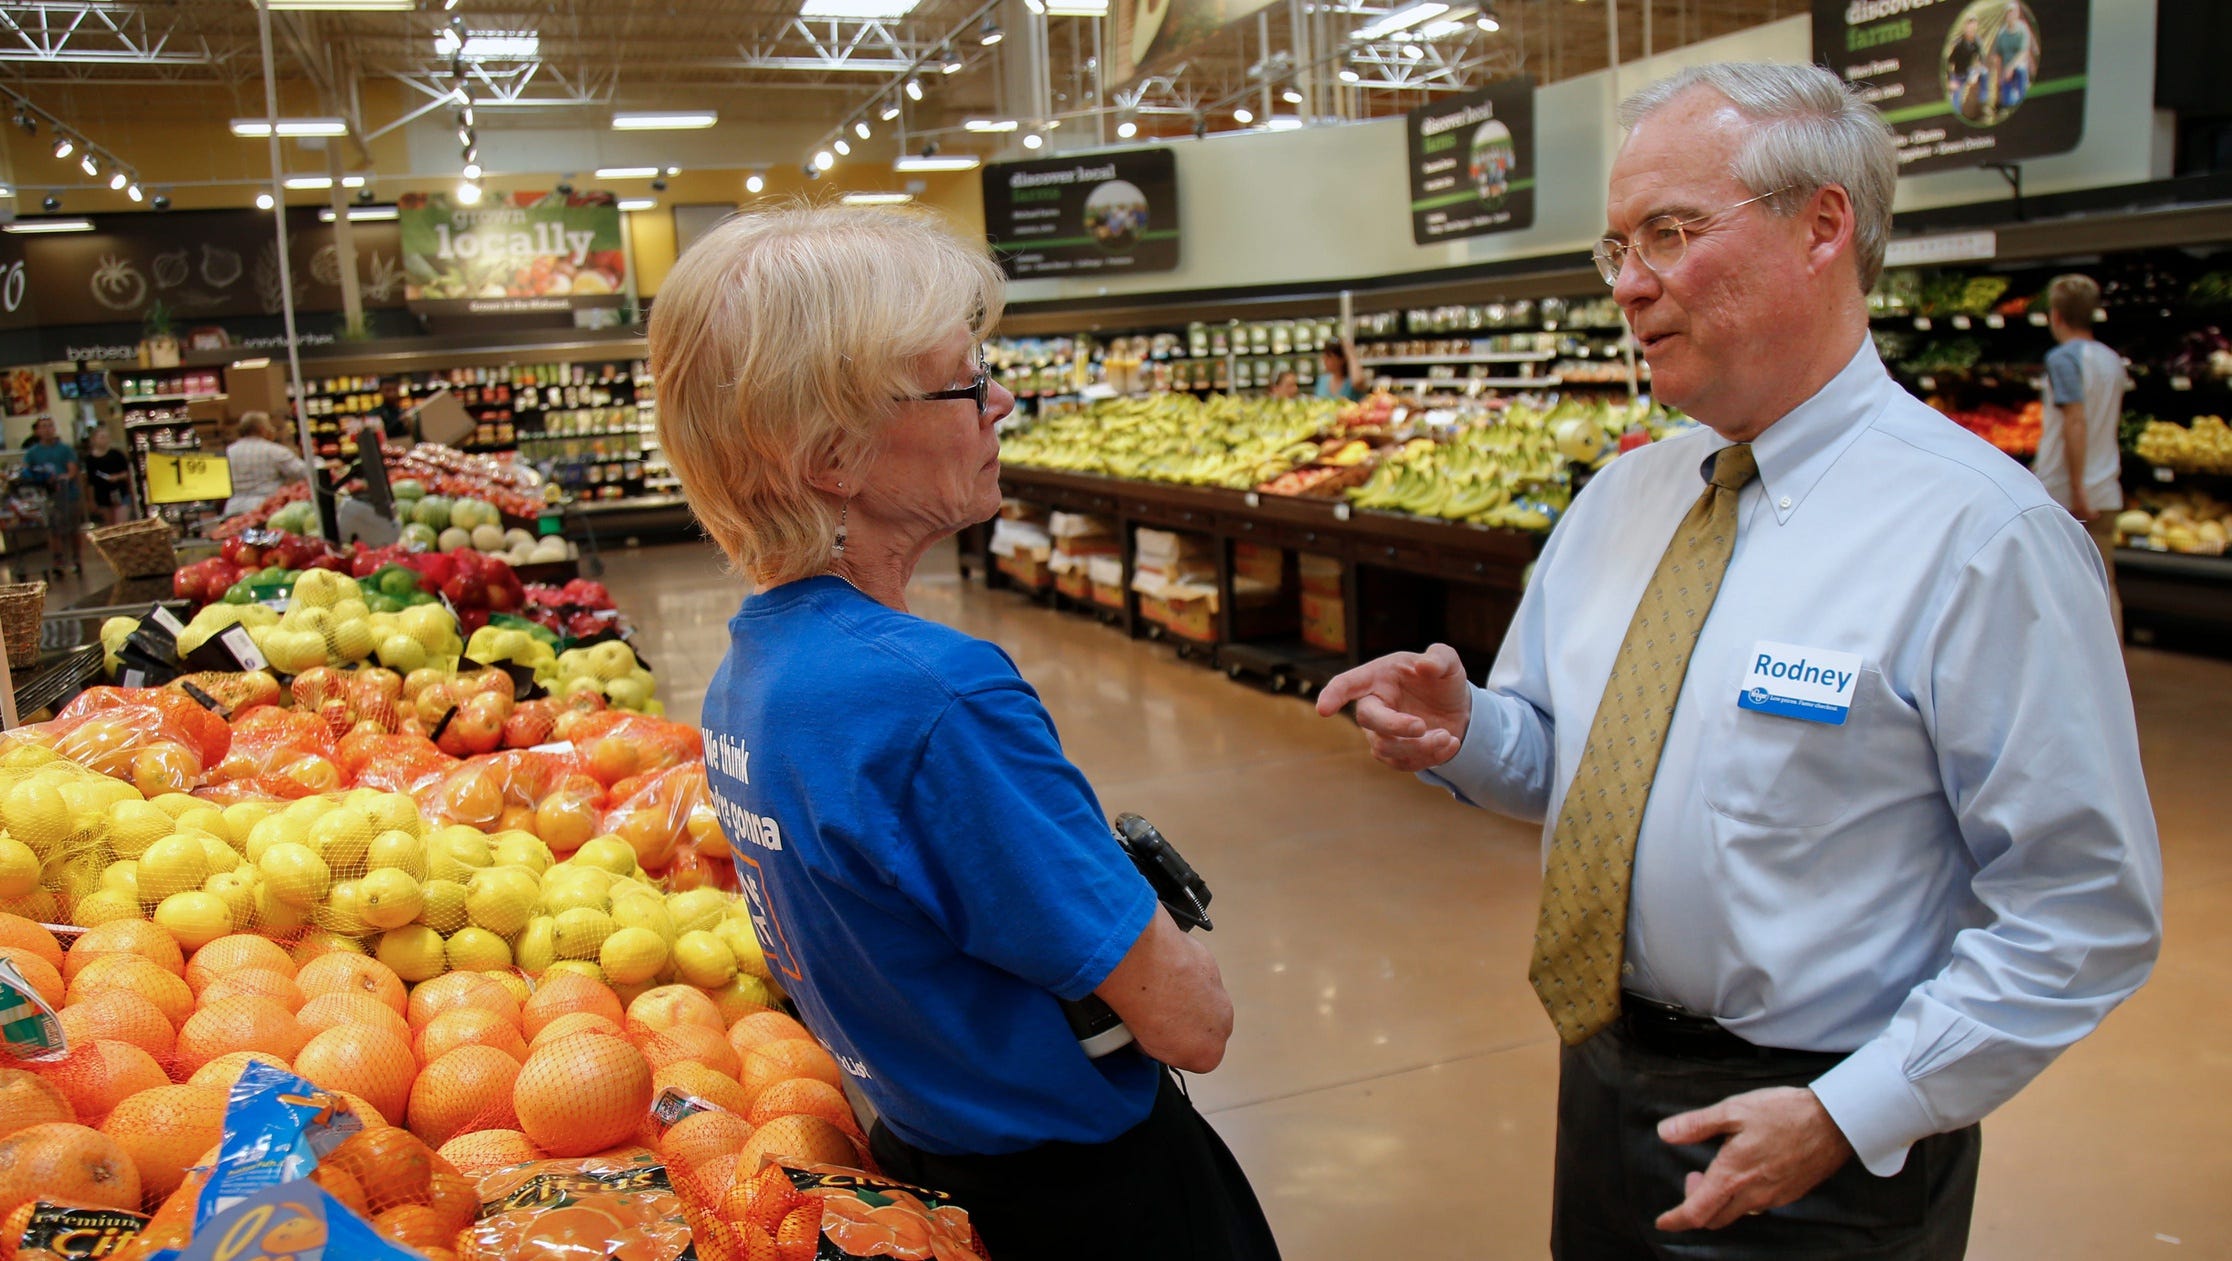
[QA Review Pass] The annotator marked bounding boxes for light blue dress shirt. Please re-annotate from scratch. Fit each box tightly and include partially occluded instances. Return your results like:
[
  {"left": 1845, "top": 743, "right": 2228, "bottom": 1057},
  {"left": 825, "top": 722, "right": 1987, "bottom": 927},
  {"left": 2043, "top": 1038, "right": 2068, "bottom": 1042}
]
[{"left": 1424, "top": 338, "right": 2162, "bottom": 1177}]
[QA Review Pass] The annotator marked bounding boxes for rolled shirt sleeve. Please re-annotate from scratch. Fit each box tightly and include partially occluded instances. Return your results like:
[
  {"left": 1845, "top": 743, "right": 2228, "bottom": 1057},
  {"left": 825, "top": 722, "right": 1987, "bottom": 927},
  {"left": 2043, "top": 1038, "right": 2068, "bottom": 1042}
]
[{"left": 1809, "top": 505, "right": 2162, "bottom": 1175}]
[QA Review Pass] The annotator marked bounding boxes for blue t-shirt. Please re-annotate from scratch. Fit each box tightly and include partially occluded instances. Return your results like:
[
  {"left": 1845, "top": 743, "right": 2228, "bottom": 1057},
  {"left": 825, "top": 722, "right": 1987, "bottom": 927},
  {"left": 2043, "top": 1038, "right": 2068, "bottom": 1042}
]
[
  {"left": 22, "top": 442, "right": 78, "bottom": 499},
  {"left": 700, "top": 576, "right": 1162, "bottom": 1155}
]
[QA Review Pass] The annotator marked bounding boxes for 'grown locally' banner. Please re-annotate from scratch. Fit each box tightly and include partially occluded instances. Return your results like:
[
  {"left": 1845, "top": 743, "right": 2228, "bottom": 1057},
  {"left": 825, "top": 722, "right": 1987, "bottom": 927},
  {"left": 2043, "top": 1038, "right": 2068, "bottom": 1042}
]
[{"left": 399, "top": 191, "right": 628, "bottom": 315}]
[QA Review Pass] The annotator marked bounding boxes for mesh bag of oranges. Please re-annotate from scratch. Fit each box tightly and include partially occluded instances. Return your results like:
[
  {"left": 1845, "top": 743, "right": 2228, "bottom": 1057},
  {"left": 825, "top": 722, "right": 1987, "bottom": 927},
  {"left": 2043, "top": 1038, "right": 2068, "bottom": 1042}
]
[
  {"left": 194, "top": 708, "right": 343, "bottom": 804},
  {"left": 414, "top": 750, "right": 607, "bottom": 838},
  {"left": 564, "top": 713, "right": 703, "bottom": 792},
  {"left": 335, "top": 731, "right": 458, "bottom": 796}
]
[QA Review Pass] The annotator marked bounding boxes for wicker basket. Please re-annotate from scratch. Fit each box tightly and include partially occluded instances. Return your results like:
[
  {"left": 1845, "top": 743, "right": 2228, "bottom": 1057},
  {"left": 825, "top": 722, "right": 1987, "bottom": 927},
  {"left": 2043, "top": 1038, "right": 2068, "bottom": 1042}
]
[
  {"left": 87, "top": 517, "right": 179, "bottom": 580},
  {"left": 0, "top": 581, "right": 44, "bottom": 670}
]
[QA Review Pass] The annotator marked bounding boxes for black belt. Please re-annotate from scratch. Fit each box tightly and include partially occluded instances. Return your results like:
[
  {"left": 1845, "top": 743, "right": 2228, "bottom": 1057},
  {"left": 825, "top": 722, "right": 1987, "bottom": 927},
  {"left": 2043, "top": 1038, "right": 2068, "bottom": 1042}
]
[{"left": 1618, "top": 992, "right": 1789, "bottom": 1062}]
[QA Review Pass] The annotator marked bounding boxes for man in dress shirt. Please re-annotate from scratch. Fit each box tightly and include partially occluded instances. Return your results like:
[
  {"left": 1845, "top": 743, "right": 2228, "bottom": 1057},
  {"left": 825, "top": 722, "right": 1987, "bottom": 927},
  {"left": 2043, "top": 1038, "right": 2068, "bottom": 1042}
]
[{"left": 1319, "top": 62, "right": 2160, "bottom": 1258}]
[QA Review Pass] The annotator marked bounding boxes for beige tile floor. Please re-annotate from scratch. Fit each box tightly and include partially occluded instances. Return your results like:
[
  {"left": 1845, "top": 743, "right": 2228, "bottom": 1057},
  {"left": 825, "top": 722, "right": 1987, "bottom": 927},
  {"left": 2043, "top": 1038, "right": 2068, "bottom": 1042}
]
[{"left": 606, "top": 537, "right": 2224, "bottom": 1260}]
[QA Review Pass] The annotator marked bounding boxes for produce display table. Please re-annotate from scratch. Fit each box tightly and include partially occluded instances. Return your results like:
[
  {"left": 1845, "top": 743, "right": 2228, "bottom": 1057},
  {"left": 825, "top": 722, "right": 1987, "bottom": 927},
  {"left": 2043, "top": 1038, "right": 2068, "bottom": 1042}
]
[
  {"left": 985, "top": 466, "right": 1544, "bottom": 683},
  {"left": 2116, "top": 546, "right": 2232, "bottom": 657}
]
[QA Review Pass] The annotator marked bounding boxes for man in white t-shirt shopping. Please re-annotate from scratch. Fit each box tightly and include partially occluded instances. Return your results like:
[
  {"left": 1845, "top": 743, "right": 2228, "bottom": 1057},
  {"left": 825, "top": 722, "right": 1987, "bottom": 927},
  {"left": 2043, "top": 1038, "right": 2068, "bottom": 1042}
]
[{"left": 2036, "top": 273, "right": 2126, "bottom": 637}]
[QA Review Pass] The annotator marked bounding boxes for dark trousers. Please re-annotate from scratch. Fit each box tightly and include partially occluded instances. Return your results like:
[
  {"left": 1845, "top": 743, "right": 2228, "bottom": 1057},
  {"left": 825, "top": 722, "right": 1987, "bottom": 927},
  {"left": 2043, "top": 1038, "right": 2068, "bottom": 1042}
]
[
  {"left": 1553, "top": 1015, "right": 1980, "bottom": 1260},
  {"left": 868, "top": 1069, "right": 1282, "bottom": 1261}
]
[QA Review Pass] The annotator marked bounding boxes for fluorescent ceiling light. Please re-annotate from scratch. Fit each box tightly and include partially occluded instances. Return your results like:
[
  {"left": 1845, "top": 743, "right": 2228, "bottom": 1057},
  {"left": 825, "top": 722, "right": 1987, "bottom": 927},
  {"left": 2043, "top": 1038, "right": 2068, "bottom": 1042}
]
[
  {"left": 255, "top": 193, "right": 275, "bottom": 210},
  {"left": 594, "top": 166, "right": 661, "bottom": 179},
  {"left": 613, "top": 111, "right": 716, "bottom": 130},
  {"left": 964, "top": 118, "right": 1017, "bottom": 132},
  {"left": 1024, "top": 0, "right": 1044, "bottom": 11},
  {"left": 107, "top": 172, "right": 126, "bottom": 191},
  {"left": 230, "top": 117, "right": 350, "bottom": 138},
  {"left": 318, "top": 206, "right": 400, "bottom": 222},
  {"left": 813, "top": 150, "right": 836, "bottom": 171},
  {"left": 435, "top": 29, "right": 541, "bottom": 59},
  {"left": 4, "top": 218, "right": 92, "bottom": 233},
  {"left": 799, "top": 0, "right": 919, "bottom": 16},
  {"left": 1263, "top": 116, "right": 1304, "bottom": 131},
  {"left": 268, "top": 0, "right": 415, "bottom": 9},
  {"left": 841, "top": 192, "right": 913, "bottom": 205},
  {"left": 282, "top": 175, "right": 332, "bottom": 190},
  {"left": 880, "top": 103, "right": 901, "bottom": 120},
  {"left": 1044, "top": 0, "right": 1108, "bottom": 14},
  {"left": 1352, "top": 1, "right": 1448, "bottom": 40},
  {"left": 833, "top": 139, "right": 852, "bottom": 155},
  {"left": 618, "top": 198, "right": 658, "bottom": 212},
  {"left": 894, "top": 154, "right": 980, "bottom": 172},
  {"left": 1416, "top": 17, "right": 1469, "bottom": 37}
]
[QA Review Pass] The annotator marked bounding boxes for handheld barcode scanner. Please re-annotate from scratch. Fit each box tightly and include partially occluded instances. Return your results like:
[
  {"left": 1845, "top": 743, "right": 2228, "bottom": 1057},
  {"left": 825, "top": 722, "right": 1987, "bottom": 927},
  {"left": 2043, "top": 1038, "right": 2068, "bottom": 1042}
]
[{"left": 1062, "top": 813, "right": 1214, "bottom": 1059}]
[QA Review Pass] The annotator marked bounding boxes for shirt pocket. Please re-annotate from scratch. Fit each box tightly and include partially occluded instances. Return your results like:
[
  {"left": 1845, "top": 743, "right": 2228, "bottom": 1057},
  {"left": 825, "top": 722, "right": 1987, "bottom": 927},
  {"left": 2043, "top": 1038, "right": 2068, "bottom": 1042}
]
[{"left": 1699, "top": 666, "right": 1889, "bottom": 830}]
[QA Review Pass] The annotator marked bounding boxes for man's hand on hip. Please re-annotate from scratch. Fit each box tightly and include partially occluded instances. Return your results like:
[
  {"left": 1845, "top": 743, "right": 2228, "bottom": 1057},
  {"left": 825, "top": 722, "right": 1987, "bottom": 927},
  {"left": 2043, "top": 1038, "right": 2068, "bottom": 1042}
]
[
  {"left": 1314, "top": 643, "right": 1473, "bottom": 772},
  {"left": 1653, "top": 1087, "right": 1855, "bottom": 1232}
]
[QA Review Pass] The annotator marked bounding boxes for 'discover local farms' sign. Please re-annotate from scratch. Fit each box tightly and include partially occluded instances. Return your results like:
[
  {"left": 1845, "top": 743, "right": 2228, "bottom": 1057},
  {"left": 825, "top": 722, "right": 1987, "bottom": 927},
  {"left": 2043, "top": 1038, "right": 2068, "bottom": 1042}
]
[
  {"left": 1814, "top": 0, "right": 2087, "bottom": 175},
  {"left": 982, "top": 148, "right": 1180, "bottom": 280},
  {"left": 1405, "top": 76, "right": 1537, "bottom": 246},
  {"left": 398, "top": 191, "right": 628, "bottom": 315}
]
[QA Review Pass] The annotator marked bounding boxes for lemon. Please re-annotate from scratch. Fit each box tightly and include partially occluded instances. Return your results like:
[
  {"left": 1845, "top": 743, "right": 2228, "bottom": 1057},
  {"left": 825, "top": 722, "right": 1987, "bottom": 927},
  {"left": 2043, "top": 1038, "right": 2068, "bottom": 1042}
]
[
  {"left": 200, "top": 836, "right": 242, "bottom": 874},
  {"left": 666, "top": 888, "right": 729, "bottom": 937},
  {"left": 463, "top": 867, "right": 535, "bottom": 937},
  {"left": 320, "top": 879, "right": 372, "bottom": 936},
  {"left": 513, "top": 915, "right": 558, "bottom": 974},
  {"left": 365, "top": 794, "right": 423, "bottom": 839},
  {"left": 598, "top": 926, "right": 667, "bottom": 985},
  {"left": 257, "top": 843, "right": 331, "bottom": 910},
  {"left": 376, "top": 925, "right": 446, "bottom": 983},
  {"left": 54, "top": 856, "right": 104, "bottom": 904},
  {"left": 358, "top": 868, "right": 425, "bottom": 931},
  {"left": 175, "top": 806, "right": 229, "bottom": 842},
  {"left": 70, "top": 890, "right": 143, "bottom": 929},
  {"left": 610, "top": 895, "right": 676, "bottom": 945},
  {"left": 221, "top": 801, "right": 276, "bottom": 846},
  {"left": 282, "top": 795, "right": 339, "bottom": 826},
  {"left": 101, "top": 859, "right": 141, "bottom": 901},
  {"left": 541, "top": 959, "right": 605, "bottom": 986},
  {"left": 716, "top": 918, "right": 770, "bottom": 981},
  {"left": 204, "top": 870, "right": 260, "bottom": 928},
  {"left": 483, "top": 970, "right": 531, "bottom": 1005},
  {"left": 139, "top": 834, "right": 214, "bottom": 902},
  {"left": 2, "top": 782, "right": 72, "bottom": 859},
  {"left": 552, "top": 907, "right": 615, "bottom": 961},
  {"left": 423, "top": 846, "right": 468, "bottom": 885},
  {"left": 671, "top": 930, "right": 738, "bottom": 989},
  {"left": 537, "top": 866, "right": 613, "bottom": 917},
  {"left": 0, "top": 743, "right": 56, "bottom": 770},
  {"left": 310, "top": 809, "right": 376, "bottom": 876},
  {"left": 442, "top": 827, "right": 493, "bottom": 869},
  {"left": 145, "top": 792, "right": 199, "bottom": 820},
  {"left": 489, "top": 834, "right": 551, "bottom": 875},
  {"left": 446, "top": 926, "right": 512, "bottom": 973},
  {"left": 252, "top": 883, "right": 312, "bottom": 934},
  {"left": 154, "top": 890, "right": 233, "bottom": 950},
  {"left": 571, "top": 837, "right": 637, "bottom": 877},
  {"left": 243, "top": 815, "right": 299, "bottom": 865},
  {"left": 106, "top": 800, "right": 175, "bottom": 858},
  {"left": 0, "top": 838, "right": 40, "bottom": 899},
  {"left": 417, "top": 878, "right": 469, "bottom": 934},
  {"left": 365, "top": 830, "right": 429, "bottom": 881}
]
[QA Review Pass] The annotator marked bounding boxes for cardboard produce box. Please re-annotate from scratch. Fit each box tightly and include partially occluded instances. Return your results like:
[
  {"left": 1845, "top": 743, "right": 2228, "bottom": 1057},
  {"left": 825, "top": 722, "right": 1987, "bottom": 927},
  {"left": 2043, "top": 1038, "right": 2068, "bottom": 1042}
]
[
  {"left": 1142, "top": 593, "right": 1217, "bottom": 642},
  {"left": 1087, "top": 555, "right": 1126, "bottom": 609},
  {"left": 1299, "top": 552, "right": 1343, "bottom": 599},
  {"left": 1301, "top": 589, "right": 1347, "bottom": 653},
  {"left": 997, "top": 550, "right": 1054, "bottom": 590}
]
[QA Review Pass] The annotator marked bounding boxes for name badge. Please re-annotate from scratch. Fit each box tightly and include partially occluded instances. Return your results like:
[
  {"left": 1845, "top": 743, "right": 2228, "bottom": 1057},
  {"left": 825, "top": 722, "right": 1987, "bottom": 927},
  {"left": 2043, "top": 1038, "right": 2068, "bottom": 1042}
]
[{"left": 1738, "top": 641, "right": 1862, "bottom": 726}]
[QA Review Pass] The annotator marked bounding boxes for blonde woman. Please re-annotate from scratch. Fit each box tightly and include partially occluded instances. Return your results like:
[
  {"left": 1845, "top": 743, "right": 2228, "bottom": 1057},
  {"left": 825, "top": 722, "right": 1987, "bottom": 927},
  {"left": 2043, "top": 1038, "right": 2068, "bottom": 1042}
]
[{"left": 649, "top": 206, "right": 1279, "bottom": 1260}]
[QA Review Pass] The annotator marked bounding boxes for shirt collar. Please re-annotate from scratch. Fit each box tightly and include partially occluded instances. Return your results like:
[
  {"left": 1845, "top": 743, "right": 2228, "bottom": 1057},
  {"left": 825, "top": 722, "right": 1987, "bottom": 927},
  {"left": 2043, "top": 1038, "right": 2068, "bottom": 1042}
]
[{"left": 1696, "top": 336, "right": 1892, "bottom": 526}]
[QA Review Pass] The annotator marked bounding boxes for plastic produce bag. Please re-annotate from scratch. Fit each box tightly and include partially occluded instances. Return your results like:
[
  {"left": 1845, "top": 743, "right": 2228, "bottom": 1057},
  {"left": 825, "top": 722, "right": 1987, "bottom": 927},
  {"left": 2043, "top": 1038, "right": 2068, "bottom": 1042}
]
[
  {"left": 335, "top": 730, "right": 457, "bottom": 795},
  {"left": 597, "top": 764, "right": 709, "bottom": 874},
  {"left": 458, "top": 1148, "right": 694, "bottom": 1261},
  {"left": 416, "top": 750, "right": 606, "bottom": 832},
  {"left": 194, "top": 708, "right": 341, "bottom": 803},
  {"left": 693, "top": 1162, "right": 987, "bottom": 1261},
  {"left": 560, "top": 713, "right": 702, "bottom": 790},
  {"left": 14, "top": 688, "right": 234, "bottom": 796}
]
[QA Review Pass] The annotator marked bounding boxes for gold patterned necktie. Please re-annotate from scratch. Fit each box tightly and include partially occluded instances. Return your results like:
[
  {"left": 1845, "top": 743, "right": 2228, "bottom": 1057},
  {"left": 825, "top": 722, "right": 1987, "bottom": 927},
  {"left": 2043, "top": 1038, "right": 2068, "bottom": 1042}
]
[{"left": 1527, "top": 442, "right": 1758, "bottom": 1045}]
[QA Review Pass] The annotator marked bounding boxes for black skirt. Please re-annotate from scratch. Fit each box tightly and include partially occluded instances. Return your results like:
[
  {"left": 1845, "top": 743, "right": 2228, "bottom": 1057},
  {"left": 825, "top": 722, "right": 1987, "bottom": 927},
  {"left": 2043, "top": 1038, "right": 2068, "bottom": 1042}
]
[{"left": 868, "top": 1068, "right": 1283, "bottom": 1261}]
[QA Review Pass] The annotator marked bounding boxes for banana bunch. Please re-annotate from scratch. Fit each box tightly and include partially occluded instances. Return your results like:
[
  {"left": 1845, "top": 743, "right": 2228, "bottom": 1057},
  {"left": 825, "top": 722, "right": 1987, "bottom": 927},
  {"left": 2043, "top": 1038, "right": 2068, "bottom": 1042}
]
[
  {"left": 1347, "top": 416, "right": 1575, "bottom": 530},
  {"left": 1001, "top": 395, "right": 1343, "bottom": 487}
]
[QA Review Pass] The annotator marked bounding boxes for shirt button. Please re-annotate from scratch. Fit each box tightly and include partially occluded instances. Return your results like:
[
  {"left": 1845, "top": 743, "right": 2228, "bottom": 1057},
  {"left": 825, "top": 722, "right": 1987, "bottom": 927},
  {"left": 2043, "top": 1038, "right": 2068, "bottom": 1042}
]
[
  {"left": 1778, "top": 496, "right": 1793, "bottom": 510},
  {"left": 1620, "top": 962, "right": 1635, "bottom": 976}
]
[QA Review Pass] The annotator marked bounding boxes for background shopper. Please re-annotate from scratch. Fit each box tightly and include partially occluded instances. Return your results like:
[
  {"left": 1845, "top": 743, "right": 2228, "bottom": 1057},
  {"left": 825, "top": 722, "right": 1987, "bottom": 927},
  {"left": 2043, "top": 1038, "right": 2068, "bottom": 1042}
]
[
  {"left": 2036, "top": 272, "right": 2128, "bottom": 637},
  {"left": 648, "top": 205, "right": 1280, "bottom": 1261},
  {"left": 221, "top": 411, "right": 308, "bottom": 518},
  {"left": 1318, "top": 61, "right": 2161, "bottom": 1260},
  {"left": 22, "top": 416, "right": 83, "bottom": 578},
  {"left": 82, "top": 425, "right": 133, "bottom": 526}
]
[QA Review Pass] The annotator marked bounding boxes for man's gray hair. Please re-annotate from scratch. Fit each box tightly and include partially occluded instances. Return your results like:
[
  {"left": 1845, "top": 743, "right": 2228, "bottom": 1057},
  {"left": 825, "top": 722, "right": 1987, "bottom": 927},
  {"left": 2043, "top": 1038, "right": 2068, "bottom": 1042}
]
[{"left": 1620, "top": 62, "right": 1897, "bottom": 292}]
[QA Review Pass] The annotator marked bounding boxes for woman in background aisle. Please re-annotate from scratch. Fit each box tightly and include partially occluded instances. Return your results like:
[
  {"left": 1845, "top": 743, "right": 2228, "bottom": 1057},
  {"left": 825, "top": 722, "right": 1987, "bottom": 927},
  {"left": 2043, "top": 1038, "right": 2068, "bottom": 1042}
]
[
  {"left": 1317, "top": 334, "right": 1369, "bottom": 400},
  {"left": 22, "top": 417, "right": 83, "bottom": 578},
  {"left": 83, "top": 426, "right": 133, "bottom": 526},
  {"left": 650, "top": 205, "right": 1280, "bottom": 1261},
  {"left": 220, "top": 412, "right": 308, "bottom": 519}
]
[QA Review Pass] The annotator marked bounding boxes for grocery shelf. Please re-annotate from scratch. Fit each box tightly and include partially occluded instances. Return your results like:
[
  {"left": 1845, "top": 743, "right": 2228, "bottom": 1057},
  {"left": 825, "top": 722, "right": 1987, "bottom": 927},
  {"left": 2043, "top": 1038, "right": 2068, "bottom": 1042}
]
[
  {"left": 1363, "top": 353, "right": 1559, "bottom": 366},
  {"left": 119, "top": 392, "right": 223, "bottom": 405}
]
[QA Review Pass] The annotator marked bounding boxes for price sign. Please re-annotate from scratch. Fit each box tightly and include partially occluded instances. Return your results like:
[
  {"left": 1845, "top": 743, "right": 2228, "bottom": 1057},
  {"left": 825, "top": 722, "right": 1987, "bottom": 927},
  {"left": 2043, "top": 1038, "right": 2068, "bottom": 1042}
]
[{"left": 143, "top": 452, "right": 233, "bottom": 505}]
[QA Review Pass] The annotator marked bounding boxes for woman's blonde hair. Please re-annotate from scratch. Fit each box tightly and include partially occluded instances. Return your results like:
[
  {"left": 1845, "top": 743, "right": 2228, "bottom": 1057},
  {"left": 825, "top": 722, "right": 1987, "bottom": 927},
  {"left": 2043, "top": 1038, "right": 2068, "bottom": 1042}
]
[{"left": 648, "top": 204, "right": 1006, "bottom": 585}]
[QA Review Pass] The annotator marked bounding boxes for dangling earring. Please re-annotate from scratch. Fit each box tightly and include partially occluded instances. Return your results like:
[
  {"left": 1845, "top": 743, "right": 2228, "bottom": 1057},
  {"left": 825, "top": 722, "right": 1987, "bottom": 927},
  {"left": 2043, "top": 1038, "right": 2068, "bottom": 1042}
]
[{"left": 832, "top": 499, "right": 849, "bottom": 559}]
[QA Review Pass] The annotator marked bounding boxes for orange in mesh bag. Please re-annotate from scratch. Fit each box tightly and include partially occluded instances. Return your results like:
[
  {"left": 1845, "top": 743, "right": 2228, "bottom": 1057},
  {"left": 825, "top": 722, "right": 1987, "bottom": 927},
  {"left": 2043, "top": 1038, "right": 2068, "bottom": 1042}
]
[
  {"left": 337, "top": 731, "right": 458, "bottom": 795},
  {"left": 15, "top": 689, "right": 232, "bottom": 797},
  {"left": 416, "top": 750, "right": 606, "bottom": 835},
  {"left": 598, "top": 764, "right": 712, "bottom": 876},
  {"left": 194, "top": 707, "right": 341, "bottom": 803},
  {"left": 459, "top": 1147, "right": 695, "bottom": 1261},
  {"left": 562, "top": 713, "right": 703, "bottom": 790}
]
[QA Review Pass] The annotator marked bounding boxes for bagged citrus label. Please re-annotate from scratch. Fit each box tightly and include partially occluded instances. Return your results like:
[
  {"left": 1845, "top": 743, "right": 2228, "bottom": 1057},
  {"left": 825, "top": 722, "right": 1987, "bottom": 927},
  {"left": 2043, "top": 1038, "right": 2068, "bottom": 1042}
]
[
  {"left": 0, "top": 957, "right": 66, "bottom": 1062},
  {"left": 195, "top": 1061, "right": 363, "bottom": 1223},
  {"left": 461, "top": 1152, "right": 694, "bottom": 1261},
  {"left": 167, "top": 1181, "right": 422, "bottom": 1261},
  {"left": 1, "top": 1201, "right": 149, "bottom": 1261},
  {"left": 777, "top": 1163, "right": 987, "bottom": 1261}
]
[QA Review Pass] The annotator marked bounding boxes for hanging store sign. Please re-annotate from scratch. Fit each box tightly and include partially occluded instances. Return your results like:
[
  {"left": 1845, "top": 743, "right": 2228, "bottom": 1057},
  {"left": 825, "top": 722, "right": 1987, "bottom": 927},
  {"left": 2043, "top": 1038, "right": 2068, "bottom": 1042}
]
[
  {"left": 1814, "top": 0, "right": 2088, "bottom": 176},
  {"left": 982, "top": 149, "right": 1180, "bottom": 280},
  {"left": 1112, "top": 0, "right": 1282, "bottom": 89},
  {"left": 398, "top": 192, "right": 628, "bottom": 316},
  {"left": 14, "top": 208, "right": 403, "bottom": 328},
  {"left": 1405, "top": 76, "right": 1537, "bottom": 246}
]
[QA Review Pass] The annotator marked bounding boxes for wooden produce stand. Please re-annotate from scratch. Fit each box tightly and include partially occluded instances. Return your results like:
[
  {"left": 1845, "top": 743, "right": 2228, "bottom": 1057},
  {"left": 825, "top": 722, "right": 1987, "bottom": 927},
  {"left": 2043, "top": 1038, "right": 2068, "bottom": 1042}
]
[{"left": 974, "top": 467, "right": 1542, "bottom": 695}]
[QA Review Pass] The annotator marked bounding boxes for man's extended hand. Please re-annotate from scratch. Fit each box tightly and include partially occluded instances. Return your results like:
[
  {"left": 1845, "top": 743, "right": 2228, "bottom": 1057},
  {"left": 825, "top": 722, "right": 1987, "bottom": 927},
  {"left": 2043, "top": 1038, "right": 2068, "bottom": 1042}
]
[
  {"left": 1654, "top": 1087, "right": 1855, "bottom": 1232},
  {"left": 1315, "top": 643, "right": 1474, "bottom": 772}
]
